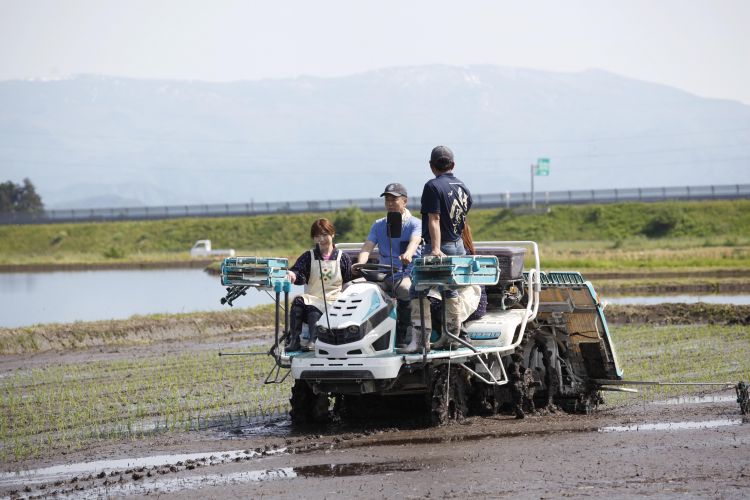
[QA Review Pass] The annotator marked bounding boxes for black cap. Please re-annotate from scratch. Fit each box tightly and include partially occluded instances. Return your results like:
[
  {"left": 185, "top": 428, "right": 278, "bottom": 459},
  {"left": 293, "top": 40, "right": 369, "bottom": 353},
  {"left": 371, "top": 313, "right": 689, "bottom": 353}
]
[
  {"left": 430, "top": 145, "right": 454, "bottom": 163},
  {"left": 380, "top": 182, "right": 408, "bottom": 197}
]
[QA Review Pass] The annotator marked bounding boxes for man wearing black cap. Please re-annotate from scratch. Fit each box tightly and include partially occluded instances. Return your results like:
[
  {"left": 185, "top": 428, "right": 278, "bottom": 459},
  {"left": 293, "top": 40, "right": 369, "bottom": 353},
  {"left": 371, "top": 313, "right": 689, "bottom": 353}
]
[
  {"left": 357, "top": 182, "right": 422, "bottom": 349},
  {"left": 411, "top": 145, "right": 473, "bottom": 349},
  {"left": 422, "top": 145, "right": 472, "bottom": 257}
]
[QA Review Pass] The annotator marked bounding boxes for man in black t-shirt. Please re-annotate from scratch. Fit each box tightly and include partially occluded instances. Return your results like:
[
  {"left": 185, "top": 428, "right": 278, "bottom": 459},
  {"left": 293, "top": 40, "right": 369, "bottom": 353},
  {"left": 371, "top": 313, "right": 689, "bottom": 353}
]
[
  {"left": 420, "top": 145, "right": 473, "bottom": 257},
  {"left": 407, "top": 145, "right": 473, "bottom": 351}
]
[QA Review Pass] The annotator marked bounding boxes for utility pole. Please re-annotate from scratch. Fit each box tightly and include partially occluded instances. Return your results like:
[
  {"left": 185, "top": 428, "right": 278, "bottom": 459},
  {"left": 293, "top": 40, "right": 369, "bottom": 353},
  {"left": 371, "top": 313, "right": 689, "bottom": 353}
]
[{"left": 530, "top": 163, "right": 536, "bottom": 210}]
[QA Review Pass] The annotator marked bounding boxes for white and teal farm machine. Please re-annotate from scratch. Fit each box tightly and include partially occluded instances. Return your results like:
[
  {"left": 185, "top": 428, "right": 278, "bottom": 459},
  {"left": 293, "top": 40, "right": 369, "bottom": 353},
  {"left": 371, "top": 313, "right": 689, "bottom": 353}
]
[{"left": 218, "top": 232, "right": 634, "bottom": 426}]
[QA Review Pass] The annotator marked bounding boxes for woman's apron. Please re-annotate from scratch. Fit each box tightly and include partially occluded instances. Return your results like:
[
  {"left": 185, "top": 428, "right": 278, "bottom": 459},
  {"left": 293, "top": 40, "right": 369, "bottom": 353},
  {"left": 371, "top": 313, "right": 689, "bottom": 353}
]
[{"left": 300, "top": 249, "right": 343, "bottom": 312}]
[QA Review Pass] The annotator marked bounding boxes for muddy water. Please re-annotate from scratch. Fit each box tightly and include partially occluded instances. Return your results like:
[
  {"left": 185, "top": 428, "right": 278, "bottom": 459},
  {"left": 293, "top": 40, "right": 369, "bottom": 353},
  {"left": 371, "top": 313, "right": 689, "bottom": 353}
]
[
  {"left": 0, "top": 449, "right": 262, "bottom": 486},
  {"left": 3, "top": 392, "right": 748, "bottom": 499},
  {"left": 606, "top": 294, "right": 750, "bottom": 305},
  {"left": 0, "top": 452, "right": 420, "bottom": 488},
  {"left": 0, "top": 269, "right": 302, "bottom": 327},
  {"left": 70, "top": 461, "right": 424, "bottom": 499},
  {"left": 4, "top": 416, "right": 742, "bottom": 490},
  {"left": 651, "top": 395, "right": 737, "bottom": 405},
  {"left": 1, "top": 449, "right": 420, "bottom": 499},
  {"left": 599, "top": 418, "right": 743, "bottom": 432}
]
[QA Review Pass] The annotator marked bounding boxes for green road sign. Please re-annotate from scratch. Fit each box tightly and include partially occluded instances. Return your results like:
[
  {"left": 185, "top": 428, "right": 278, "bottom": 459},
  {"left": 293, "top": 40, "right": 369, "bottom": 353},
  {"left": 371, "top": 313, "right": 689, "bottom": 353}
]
[{"left": 536, "top": 158, "right": 550, "bottom": 176}]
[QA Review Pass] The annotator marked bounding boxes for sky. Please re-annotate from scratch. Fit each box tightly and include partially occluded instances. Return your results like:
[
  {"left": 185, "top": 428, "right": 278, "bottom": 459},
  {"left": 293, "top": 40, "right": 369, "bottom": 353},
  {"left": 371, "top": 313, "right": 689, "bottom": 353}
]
[{"left": 1, "top": 0, "right": 749, "bottom": 104}]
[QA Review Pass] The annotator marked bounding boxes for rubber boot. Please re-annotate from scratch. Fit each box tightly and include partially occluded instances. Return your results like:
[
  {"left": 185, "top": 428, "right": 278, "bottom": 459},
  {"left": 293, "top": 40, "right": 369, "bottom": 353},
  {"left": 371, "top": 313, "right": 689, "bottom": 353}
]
[
  {"left": 399, "top": 328, "right": 421, "bottom": 353},
  {"left": 303, "top": 308, "right": 323, "bottom": 351},
  {"left": 445, "top": 297, "right": 469, "bottom": 349},
  {"left": 286, "top": 303, "right": 304, "bottom": 352},
  {"left": 406, "top": 298, "right": 430, "bottom": 352},
  {"left": 442, "top": 297, "right": 467, "bottom": 350},
  {"left": 395, "top": 299, "right": 411, "bottom": 347}
]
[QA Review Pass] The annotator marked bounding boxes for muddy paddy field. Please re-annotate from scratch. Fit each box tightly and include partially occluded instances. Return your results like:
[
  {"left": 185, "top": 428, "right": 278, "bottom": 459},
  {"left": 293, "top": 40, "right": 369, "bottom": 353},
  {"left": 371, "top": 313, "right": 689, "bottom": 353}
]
[{"left": 1, "top": 303, "right": 749, "bottom": 498}]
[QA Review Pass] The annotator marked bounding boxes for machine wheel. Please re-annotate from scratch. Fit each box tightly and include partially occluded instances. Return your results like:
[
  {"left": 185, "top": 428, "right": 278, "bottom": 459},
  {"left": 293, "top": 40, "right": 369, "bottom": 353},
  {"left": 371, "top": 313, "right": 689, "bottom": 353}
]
[
  {"left": 507, "top": 352, "right": 537, "bottom": 418},
  {"left": 559, "top": 389, "right": 603, "bottom": 415},
  {"left": 430, "top": 365, "right": 469, "bottom": 426},
  {"left": 737, "top": 382, "right": 749, "bottom": 415},
  {"left": 334, "top": 394, "right": 371, "bottom": 420},
  {"left": 522, "top": 330, "right": 562, "bottom": 412},
  {"left": 469, "top": 383, "right": 499, "bottom": 416},
  {"left": 289, "top": 380, "right": 330, "bottom": 424}
]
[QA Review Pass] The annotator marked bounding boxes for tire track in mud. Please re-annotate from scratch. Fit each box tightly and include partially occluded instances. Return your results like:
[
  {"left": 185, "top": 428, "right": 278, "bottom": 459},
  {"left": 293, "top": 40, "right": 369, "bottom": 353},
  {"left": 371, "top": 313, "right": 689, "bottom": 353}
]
[
  {"left": 5, "top": 408, "right": 750, "bottom": 498},
  {"left": 5, "top": 398, "right": 747, "bottom": 498},
  {"left": 2, "top": 300, "right": 748, "bottom": 497}
]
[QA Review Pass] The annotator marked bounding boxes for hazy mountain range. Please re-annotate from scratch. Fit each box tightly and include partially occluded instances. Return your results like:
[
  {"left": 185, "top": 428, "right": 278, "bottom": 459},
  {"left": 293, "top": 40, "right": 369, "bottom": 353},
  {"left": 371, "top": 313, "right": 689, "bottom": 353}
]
[{"left": 1, "top": 65, "right": 748, "bottom": 209}]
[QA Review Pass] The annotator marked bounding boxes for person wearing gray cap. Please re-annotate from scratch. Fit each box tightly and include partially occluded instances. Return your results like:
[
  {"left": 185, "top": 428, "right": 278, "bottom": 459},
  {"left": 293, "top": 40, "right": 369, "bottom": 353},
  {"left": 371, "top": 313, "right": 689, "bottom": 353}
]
[
  {"left": 356, "top": 182, "right": 422, "bottom": 349},
  {"left": 410, "top": 145, "right": 473, "bottom": 349}
]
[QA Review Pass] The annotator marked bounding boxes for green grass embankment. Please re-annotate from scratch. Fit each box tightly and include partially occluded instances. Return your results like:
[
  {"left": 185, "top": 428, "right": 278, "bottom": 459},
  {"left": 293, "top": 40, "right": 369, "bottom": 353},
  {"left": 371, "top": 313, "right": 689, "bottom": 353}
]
[{"left": 0, "top": 199, "right": 748, "bottom": 269}]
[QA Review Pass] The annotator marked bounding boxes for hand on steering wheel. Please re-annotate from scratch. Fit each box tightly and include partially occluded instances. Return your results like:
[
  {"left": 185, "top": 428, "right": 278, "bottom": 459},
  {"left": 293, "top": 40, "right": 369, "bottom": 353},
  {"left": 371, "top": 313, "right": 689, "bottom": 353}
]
[
  {"left": 352, "top": 263, "right": 398, "bottom": 273},
  {"left": 351, "top": 262, "right": 399, "bottom": 283}
]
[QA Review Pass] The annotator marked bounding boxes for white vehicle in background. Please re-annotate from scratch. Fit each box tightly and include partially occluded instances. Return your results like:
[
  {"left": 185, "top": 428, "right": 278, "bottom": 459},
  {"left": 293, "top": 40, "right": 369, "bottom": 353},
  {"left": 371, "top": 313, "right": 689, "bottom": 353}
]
[{"left": 190, "top": 239, "right": 235, "bottom": 258}]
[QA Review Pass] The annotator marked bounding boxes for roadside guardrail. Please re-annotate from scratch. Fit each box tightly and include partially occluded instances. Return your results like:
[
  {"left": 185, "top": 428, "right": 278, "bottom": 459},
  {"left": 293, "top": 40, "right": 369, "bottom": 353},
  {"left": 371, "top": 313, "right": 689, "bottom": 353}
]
[{"left": 1, "top": 183, "right": 748, "bottom": 225}]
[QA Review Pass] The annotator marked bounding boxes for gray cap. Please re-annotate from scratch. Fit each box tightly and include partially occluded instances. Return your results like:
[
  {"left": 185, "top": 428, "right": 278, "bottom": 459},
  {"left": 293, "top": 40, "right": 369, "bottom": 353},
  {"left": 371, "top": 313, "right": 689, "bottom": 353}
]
[
  {"left": 380, "top": 182, "right": 408, "bottom": 197},
  {"left": 430, "top": 145, "right": 454, "bottom": 163}
]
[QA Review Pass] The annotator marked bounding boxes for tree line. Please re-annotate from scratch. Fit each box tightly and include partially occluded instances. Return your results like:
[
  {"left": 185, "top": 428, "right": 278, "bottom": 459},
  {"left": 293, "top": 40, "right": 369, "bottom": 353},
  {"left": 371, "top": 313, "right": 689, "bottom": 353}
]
[{"left": 0, "top": 178, "right": 44, "bottom": 213}]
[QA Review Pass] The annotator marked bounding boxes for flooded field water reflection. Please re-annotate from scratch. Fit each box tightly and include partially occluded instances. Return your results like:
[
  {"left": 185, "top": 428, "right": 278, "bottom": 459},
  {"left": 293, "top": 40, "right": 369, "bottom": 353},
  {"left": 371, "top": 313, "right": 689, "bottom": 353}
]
[
  {"left": 1, "top": 268, "right": 747, "bottom": 327},
  {"left": 0, "top": 269, "right": 302, "bottom": 328}
]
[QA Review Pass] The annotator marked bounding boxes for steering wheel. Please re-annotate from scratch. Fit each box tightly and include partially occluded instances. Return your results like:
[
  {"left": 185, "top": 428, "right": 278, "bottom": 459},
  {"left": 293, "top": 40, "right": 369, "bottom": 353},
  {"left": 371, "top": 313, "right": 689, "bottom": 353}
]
[{"left": 352, "top": 263, "right": 399, "bottom": 282}]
